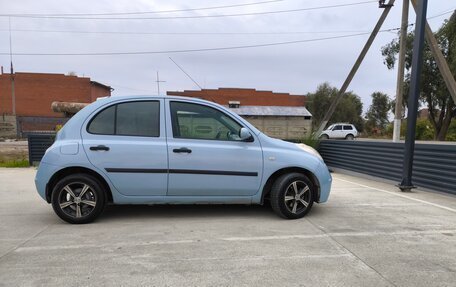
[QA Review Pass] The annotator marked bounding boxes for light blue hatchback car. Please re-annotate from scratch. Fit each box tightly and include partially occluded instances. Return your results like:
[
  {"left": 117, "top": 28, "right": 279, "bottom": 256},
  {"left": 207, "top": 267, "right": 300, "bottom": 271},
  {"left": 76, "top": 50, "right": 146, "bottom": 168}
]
[{"left": 35, "top": 96, "right": 332, "bottom": 223}]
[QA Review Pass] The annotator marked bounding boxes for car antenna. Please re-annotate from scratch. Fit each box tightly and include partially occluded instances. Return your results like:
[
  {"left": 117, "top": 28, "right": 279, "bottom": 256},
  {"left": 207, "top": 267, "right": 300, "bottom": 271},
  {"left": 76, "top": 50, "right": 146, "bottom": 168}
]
[
  {"left": 168, "top": 57, "right": 216, "bottom": 103},
  {"left": 169, "top": 57, "right": 203, "bottom": 89}
]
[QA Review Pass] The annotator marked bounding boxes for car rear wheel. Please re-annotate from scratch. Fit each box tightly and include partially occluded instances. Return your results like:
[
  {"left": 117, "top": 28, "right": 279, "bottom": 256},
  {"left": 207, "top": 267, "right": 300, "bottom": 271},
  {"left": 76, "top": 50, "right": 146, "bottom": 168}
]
[
  {"left": 345, "top": 134, "right": 354, "bottom": 140},
  {"left": 51, "top": 174, "right": 106, "bottom": 224},
  {"left": 270, "top": 173, "right": 314, "bottom": 219}
]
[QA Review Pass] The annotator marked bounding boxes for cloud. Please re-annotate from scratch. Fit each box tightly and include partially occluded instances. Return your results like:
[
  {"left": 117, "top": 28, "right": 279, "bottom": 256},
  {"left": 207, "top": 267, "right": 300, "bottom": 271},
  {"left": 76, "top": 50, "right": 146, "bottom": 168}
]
[{"left": 0, "top": 0, "right": 452, "bottom": 112}]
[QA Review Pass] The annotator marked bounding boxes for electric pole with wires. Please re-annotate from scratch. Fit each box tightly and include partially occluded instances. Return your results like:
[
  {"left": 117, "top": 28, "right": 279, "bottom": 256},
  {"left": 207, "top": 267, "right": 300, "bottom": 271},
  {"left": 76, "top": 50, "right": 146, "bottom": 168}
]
[
  {"left": 392, "top": 0, "right": 409, "bottom": 142},
  {"left": 155, "top": 71, "right": 166, "bottom": 96}
]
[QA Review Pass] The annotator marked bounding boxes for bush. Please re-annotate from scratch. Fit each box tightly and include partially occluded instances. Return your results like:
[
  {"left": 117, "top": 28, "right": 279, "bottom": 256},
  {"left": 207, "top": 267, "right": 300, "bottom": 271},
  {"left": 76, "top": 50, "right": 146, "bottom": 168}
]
[
  {"left": 298, "top": 133, "right": 321, "bottom": 149},
  {"left": 446, "top": 120, "right": 456, "bottom": 141},
  {"left": 415, "top": 119, "right": 435, "bottom": 140}
]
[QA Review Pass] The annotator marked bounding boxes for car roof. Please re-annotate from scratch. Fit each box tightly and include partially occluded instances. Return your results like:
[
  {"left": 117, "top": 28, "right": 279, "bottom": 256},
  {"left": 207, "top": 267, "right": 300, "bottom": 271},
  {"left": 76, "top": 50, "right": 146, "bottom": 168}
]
[{"left": 100, "top": 95, "right": 214, "bottom": 105}]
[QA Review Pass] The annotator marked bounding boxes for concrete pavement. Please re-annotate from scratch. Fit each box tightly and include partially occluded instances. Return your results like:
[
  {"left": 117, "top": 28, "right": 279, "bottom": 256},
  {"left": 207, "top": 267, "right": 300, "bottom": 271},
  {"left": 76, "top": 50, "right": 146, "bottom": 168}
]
[{"left": 0, "top": 168, "right": 455, "bottom": 286}]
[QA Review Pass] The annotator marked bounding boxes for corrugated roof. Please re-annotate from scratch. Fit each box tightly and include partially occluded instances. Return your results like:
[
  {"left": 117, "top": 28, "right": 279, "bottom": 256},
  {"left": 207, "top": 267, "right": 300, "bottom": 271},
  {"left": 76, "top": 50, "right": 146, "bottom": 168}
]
[{"left": 228, "top": 106, "right": 312, "bottom": 117}]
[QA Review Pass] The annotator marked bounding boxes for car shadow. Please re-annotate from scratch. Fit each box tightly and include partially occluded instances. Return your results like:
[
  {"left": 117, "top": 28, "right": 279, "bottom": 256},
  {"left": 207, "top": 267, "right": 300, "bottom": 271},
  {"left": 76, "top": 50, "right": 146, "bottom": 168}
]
[{"left": 100, "top": 203, "right": 278, "bottom": 221}]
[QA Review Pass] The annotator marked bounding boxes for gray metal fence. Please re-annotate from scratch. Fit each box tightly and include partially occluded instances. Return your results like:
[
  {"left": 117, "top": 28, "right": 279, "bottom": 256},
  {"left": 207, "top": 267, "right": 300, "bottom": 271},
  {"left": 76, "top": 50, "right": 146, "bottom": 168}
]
[
  {"left": 319, "top": 140, "right": 456, "bottom": 195},
  {"left": 27, "top": 132, "right": 56, "bottom": 165}
]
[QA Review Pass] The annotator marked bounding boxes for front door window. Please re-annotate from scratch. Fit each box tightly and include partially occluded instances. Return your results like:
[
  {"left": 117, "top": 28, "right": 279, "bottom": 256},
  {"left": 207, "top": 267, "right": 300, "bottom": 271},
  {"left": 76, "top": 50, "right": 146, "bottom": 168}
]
[{"left": 170, "top": 101, "right": 242, "bottom": 141}]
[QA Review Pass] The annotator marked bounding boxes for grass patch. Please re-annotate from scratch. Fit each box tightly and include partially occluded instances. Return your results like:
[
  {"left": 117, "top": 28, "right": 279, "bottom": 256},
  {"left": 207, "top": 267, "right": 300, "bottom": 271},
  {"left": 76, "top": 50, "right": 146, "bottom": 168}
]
[
  {"left": 0, "top": 159, "right": 30, "bottom": 167},
  {"left": 298, "top": 133, "right": 321, "bottom": 150}
]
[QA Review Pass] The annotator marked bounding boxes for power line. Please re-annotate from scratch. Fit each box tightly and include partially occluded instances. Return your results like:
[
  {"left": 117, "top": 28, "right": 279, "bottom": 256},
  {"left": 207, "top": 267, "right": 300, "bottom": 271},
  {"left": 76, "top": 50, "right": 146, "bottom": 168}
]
[
  {"left": 0, "top": 31, "right": 384, "bottom": 56},
  {"left": 0, "top": 28, "right": 374, "bottom": 35},
  {"left": 0, "top": 0, "right": 284, "bottom": 17},
  {"left": 0, "top": 1, "right": 377, "bottom": 20},
  {"left": 0, "top": 8, "right": 451, "bottom": 57},
  {"left": 0, "top": 8, "right": 451, "bottom": 37},
  {"left": 426, "top": 8, "right": 455, "bottom": 20}
]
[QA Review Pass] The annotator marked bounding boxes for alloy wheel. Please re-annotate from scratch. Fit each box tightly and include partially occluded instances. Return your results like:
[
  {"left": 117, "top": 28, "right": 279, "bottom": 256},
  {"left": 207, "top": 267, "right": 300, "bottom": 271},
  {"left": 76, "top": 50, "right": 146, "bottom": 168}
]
[
  {"left": 58, "top": 182, "right": 97, "bottom": 219},
  {"left": 283, "top": 180, "right": 310, "bottom": 214}
]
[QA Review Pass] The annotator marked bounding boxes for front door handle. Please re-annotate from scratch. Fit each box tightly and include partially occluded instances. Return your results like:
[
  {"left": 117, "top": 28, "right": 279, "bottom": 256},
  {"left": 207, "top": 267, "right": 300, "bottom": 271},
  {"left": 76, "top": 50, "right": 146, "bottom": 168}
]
[
  {"left": 173, "top": 147, "right": 192, "bottom": 154},
  {"left": 90, "top": 145, "right": 110, "bottom": 151}
]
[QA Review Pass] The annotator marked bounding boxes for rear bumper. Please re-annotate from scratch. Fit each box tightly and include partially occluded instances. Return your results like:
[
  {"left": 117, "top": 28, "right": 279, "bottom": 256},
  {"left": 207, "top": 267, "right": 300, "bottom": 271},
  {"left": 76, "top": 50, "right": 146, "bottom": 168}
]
[{"left": 35, "top": 162, "right": 60, "bottom": 202}]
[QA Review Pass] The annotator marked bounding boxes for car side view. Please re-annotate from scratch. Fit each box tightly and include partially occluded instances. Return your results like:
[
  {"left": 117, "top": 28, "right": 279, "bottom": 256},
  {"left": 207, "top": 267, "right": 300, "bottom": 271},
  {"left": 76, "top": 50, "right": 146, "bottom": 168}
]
[
  {"left": 319, "top": 123, "right": 358, "bottom": 140},
  {"left": 35, "top": 96, "right": 332, "bottom": 224}
]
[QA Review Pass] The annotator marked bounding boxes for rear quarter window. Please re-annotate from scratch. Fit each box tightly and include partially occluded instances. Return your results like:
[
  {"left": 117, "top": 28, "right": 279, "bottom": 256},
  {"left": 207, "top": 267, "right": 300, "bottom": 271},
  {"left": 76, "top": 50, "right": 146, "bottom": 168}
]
[{"left": 87, "top": 105, "right": 115, "bottom": 135}]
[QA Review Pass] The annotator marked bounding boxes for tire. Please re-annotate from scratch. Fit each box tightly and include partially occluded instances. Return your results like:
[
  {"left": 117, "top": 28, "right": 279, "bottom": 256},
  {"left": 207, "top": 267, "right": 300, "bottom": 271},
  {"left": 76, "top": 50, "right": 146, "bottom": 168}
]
[
  {"left": 270, "top": 173, "right": 315, "bottom": 219},
  {"left": 320, "top": 134, "right": 329, "bottom": 140},
  {"left": 51, "top": 173, "right": 106, "bottom": 224},
  {"left": 345, "top": 134, "right": 354, "bottom": 140}
]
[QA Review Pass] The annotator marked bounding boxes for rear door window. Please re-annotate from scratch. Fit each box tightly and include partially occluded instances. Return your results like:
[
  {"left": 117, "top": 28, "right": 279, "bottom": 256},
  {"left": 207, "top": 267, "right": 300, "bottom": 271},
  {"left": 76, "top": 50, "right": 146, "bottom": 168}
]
[
  {"left": 88, "top": 101, "right": 160, "bottom": 137},
  {"left": 343, "top": 125, "right": 353, "bottom": 130}
]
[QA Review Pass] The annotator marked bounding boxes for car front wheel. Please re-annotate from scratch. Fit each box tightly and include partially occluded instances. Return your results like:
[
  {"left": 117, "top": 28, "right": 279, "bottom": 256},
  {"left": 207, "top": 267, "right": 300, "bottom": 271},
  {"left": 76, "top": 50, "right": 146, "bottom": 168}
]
[
  {"left": 51, "top": 174, "right": 106, "bottom": 224},
  {"left": 270, "top": 173, "right": 314, "bottom": 219}
]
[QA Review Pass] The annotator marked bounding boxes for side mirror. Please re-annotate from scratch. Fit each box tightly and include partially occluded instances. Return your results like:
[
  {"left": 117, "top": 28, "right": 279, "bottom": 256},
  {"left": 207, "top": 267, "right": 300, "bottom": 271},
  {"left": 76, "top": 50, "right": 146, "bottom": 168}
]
[{"left": 239, "top": 127, "right": 254, "bottom": 142}]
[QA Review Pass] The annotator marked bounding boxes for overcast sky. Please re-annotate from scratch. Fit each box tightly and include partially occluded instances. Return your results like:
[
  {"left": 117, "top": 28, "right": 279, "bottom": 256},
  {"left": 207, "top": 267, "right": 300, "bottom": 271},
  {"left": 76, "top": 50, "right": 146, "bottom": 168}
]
[{"left": 0, "top": 0, "right": 453, "bottom": 111}]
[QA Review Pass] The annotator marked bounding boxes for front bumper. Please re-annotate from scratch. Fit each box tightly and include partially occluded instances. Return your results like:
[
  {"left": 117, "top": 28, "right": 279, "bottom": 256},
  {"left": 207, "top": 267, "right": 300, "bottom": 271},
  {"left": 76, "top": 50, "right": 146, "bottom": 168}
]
[{"left": 316, "top": 161, "right": 332, "bottom": 203}]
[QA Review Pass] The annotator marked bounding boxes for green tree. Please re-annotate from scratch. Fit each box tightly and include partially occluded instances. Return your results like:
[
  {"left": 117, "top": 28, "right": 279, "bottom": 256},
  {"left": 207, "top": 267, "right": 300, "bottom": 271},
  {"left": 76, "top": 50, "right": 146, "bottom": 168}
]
[
  {"left": 306, "top": 82, "right": 364, "bottom": 132},
  {"left": 365, "top": 92, "right": 391, "bottom": 134},
  {"left": 381, "top": 12, "right": 456, "bottom": 141}
]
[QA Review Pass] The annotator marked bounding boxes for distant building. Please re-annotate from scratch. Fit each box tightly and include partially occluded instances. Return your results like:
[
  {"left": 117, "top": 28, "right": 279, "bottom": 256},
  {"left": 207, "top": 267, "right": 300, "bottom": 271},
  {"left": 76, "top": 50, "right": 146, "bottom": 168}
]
[
  {"left": 167, "top": 88, "right": 307, "bottom": 106},
  {"left": 0, "top": 72, "right": 112, "bottom": 136},
  {"left": 418, "top": 108, "right": 439, "bottom": 119},
  {"left": 418, "top": 108, "right": 428, "bottom": 119},
  {"left": 167, "top": 88, "right": 312, "bottom": 140}
]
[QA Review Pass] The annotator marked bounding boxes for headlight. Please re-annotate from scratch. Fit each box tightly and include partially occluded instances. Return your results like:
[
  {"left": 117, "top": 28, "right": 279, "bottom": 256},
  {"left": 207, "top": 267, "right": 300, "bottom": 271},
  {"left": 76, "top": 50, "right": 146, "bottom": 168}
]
[{"left": 296, "top": 144, "right": 323, "bottom": 161}]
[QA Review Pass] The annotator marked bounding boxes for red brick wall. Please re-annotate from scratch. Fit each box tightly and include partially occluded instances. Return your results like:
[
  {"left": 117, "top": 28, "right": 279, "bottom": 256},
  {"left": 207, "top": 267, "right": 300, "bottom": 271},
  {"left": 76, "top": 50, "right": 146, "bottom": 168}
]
[
  {"left": 91, "top": 82, "right": 111, "bottom": 102},
  {"left": 0, "top": 72, "right": 111, "bottom": 117},
  {"left": 167, "top": 88, "right": 306, "bottom": 106}
]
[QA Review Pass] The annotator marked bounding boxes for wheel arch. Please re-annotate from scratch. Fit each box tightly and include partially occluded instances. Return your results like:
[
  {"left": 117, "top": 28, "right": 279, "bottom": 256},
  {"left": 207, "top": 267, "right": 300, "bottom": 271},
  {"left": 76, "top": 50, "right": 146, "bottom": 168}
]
[
  {"left": 45, "top": 166, "right": 113, "bottom": 204},
  {"left": 260, "top": 167, "right": 320, "bottom": 204},
  {"left": 320, "top": 133, "right": 329, "bottom": 139}
]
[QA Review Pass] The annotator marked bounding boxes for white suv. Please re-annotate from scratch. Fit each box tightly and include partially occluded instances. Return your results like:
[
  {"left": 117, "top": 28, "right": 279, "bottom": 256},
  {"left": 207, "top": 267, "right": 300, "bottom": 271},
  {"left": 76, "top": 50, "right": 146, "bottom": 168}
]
[{"left": 320, "top": 123, "right": 358, "bottom": 140}]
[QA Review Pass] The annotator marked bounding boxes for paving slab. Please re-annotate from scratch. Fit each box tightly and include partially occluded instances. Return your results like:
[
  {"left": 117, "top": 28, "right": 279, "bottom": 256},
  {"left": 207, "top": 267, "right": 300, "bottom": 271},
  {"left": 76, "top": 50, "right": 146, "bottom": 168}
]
[{"left": 0, "top": 168, "right": 455, "bottom": 286}]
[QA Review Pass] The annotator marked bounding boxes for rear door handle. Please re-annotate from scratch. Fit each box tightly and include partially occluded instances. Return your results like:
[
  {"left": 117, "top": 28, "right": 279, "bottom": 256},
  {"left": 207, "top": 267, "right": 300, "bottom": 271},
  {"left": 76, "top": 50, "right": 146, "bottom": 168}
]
[
  {"left": 90, "top": 145, "right": 110, "bottom": 151},
  {"left": 173, "top": 147, "right": 192, "bottom": 154}
]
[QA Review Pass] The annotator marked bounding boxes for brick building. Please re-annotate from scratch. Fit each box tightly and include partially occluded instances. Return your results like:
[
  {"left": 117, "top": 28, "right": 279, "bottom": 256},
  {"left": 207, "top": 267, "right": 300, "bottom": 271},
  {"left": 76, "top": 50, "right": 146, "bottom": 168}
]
[
  {"left": 167, "top": 88, "right": 306, "bottom": 106},
  {"left": 0, "top": 72, "right": 111, "bottom": 136},
  {"left": 167, "top": 88, "right": 312, "bottom": 140}
]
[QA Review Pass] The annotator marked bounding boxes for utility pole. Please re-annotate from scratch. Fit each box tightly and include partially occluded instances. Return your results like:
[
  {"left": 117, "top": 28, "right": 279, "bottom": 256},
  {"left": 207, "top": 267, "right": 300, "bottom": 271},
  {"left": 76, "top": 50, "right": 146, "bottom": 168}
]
[
  {"left": 315, "top": 0, "right": 395, "bottom": 136},
  {"left": 392, "top": 0, "right": 409, "bottom": 142},
  {"left": 410, "top": 0, "right": 456, "bottom": 104},
  {"left": 155, "top": 71, "right": 166, "bottom": 95},
  {"left": 398, "top": 0, "right": 428, "bottom": 192},
  {"left": 9, "top": 17, "right": 16, "bottom": 116}
]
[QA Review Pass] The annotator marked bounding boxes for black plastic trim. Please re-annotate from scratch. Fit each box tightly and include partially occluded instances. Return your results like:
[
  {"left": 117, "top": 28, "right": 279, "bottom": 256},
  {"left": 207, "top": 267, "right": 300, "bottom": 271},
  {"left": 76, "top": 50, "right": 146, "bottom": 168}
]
[
  {"left": 105, "top": 168, "right": 257, "bottom": 177},
  {"left": 105, "top": 168, "right": 168, "bottom": 173},
  {"left": 169, "top": 169, "right": 257, "bottom": 176}
]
